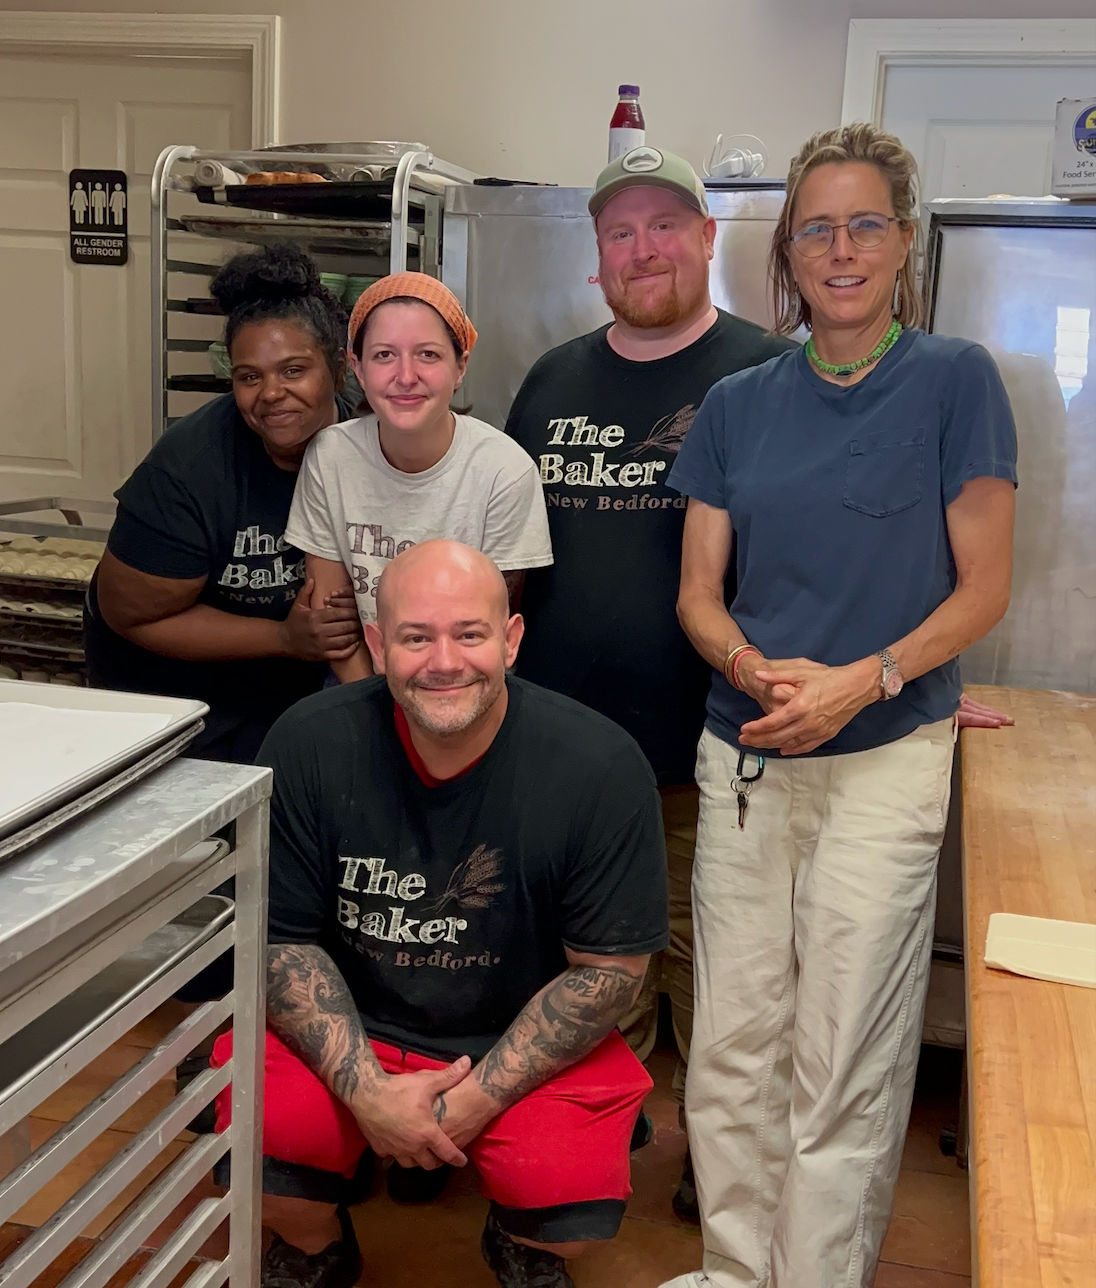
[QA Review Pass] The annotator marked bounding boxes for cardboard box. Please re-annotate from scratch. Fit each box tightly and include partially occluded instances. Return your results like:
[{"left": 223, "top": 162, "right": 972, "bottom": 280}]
[{"left": 1052, "top": 98, "right": 1096, "bottom": 198}]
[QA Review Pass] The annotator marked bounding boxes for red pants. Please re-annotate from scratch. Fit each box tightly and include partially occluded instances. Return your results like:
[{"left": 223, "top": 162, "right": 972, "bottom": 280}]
[{"left": 212, "top": 1028, "right": 652, "bottom": 1242}]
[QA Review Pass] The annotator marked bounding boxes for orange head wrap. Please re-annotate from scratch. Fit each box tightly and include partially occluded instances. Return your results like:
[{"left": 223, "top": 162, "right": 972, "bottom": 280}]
[{"left": 347, "top": 271, "right": 477, "bottom": 358}]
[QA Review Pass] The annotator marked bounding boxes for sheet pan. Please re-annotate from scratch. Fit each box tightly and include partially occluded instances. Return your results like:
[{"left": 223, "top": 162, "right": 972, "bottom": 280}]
[{"left": 0, "top": 681, "right": 208, "bottom": 843}]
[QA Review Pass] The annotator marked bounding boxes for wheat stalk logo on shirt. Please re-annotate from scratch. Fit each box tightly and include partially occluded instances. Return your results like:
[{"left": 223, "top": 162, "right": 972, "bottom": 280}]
[
  {"left": 429, "top": 845, "right": 506, "bottom": 911},
  {"left": 627, "top": 405, "right": 697, "bottom": 457}
]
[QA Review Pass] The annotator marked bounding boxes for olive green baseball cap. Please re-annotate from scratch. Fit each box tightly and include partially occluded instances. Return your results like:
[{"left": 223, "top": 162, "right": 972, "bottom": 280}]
[{"left": 589, "top": 146, "right": 709, "bottom": 219}]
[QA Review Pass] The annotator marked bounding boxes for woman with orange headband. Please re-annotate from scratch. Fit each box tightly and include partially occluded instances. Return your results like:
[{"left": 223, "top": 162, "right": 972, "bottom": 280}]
[{"left": 286, "top": 272, "right": 553, "bottom": 681}]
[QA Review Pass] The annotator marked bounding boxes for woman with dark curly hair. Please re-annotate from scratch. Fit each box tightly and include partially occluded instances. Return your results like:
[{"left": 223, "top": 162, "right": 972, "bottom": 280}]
[
  {"left": 660, "top": 124, "right": 1017, "bottom": 1288},
  {"left": 84, "top": 243, "right": 361, "bottom": 762}
]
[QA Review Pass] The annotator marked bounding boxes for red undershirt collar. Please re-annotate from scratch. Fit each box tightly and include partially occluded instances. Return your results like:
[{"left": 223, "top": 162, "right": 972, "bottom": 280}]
[{"left": 393, "top": 702, "right": 485, "bottom": 788}]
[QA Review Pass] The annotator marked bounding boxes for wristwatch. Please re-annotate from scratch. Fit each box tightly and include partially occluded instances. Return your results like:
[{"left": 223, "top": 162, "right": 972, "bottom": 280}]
[{"left": 875, "top": 648, "right": 904, "bottom": 700}]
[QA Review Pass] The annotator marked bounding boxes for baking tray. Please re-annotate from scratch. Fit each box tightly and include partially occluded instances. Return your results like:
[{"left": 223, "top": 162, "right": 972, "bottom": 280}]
[
  {"left": 0, "top": 611, "right": 83, "bottom": 651},
  {"left": 0, "top": 722, "right": 204, "bottom": 863},
  {"left": 167, "top": 298, "right": 223, "bottom": 316},
  {"left": 0, "top": 601, "right": 82, "bottom": 624},
  {"left": 0, "top": 497, "right": 115, "bottom": 544},
  {"left": 0, "top": 880, "right": 232, "bottom": 1104},
  {"left": 177, "top": 213, "right": 395, "bottom": 256},
  {"left": 0, "top": 681, "right": 208, "bottom": 844},
  {"left": 196, "top": 181, "right": 420, "bottom": 222},
  {"left": 166, "top": 374, "right": 232, "bottom": 394},
  {"left": 0, "top": 573, "right": 89, "bottom": 604}
]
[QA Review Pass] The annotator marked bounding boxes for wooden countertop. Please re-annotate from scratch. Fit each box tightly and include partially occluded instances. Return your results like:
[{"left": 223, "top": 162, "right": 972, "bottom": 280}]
[{"left": 961, "top": 684, "right": 1096, "bottom": 1286}]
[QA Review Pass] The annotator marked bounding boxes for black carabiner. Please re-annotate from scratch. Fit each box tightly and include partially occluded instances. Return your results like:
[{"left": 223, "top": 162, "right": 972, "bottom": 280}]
[{"left": 736, "top": 750, "right": 765, "bottom": 782}]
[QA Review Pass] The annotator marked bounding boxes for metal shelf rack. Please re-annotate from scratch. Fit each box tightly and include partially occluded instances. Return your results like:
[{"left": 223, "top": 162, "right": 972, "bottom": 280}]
[
  {"left": 0, "top": 498, "right": 114, "bottom": 683},
  {"left": 0, "top": 758, "right": 271, "bottom": 1288},
  {"left": 150, "top": 144, "right": 479, "bottom": 442}
]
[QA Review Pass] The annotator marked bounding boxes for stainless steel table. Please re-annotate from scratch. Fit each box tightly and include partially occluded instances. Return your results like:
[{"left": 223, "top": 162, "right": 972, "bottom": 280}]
[{"left": 0, "top": 758, "right": 271, "bottom": 1288}]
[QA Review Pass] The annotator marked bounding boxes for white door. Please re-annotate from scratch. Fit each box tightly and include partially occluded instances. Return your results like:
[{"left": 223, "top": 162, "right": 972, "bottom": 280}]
[
  {"left": 0, "top": 50, "right": 251, "bottom": 505},
  {"left": 881, "top": 60, "right": 1096, "bottom": 199}
]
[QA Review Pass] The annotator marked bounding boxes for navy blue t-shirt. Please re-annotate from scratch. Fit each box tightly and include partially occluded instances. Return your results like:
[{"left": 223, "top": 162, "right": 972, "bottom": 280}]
[
  {"left": 84, "top": 391, "right": 354, "bottom": 762},
  {"left": 667, "top": 329, "right": 1018, "bottom": 756}
]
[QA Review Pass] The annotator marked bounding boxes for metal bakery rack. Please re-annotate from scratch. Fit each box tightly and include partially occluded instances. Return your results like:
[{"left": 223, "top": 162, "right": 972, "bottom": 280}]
[
  {"left": 0, "top": 497, "right": 114, "bottom": 685},
  {"left": 150, "top": 142, "right": 480, "bottom": 442},
  {"left": 0, "top": 759, "right": 271, "bottom": 1288}
]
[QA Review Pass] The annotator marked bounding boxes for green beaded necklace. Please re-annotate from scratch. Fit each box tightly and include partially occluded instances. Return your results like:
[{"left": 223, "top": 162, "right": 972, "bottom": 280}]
[{"left": 806, "top": 318, "right": 902, "bottom": 377}]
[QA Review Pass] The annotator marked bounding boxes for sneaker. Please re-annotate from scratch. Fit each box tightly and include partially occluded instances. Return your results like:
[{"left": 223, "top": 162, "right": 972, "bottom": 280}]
[
  {"left": 480, "top": 1210, "right": 575, "bottom": 1287},
  {"left": 671, "top": 1148, "right": 700, "bottom": 1224},
  {"left": 386, "top": 1161, "right": 451, "bottom": 1203},
  {"left": 261, "top": 1205, "right": 361, "bottom": 1288}
]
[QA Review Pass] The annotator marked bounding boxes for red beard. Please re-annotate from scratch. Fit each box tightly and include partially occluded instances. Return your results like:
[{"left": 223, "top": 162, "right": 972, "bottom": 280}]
[{"left": 603, "top": 263, "right": 707, "bottom": 329}]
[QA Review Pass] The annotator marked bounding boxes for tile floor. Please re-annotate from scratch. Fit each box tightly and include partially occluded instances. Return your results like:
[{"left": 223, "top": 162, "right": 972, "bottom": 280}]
[{"left": 5, "top": 1001, "right": 971, "bottom": 1287}]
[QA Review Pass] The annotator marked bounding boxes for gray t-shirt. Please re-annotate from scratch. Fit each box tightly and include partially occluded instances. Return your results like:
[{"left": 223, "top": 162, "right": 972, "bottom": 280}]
[{"left": 286, "top": 413, "right": 553, "bottom": 624}]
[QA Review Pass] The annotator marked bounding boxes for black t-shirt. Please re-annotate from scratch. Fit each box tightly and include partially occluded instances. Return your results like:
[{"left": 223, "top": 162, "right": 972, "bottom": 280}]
[
  {"left": 260, "top": 676, "right": 669, "bottom": 1061},
  {"left": 84, "top": 392, "right": 354, "bottom": 762},
  {"left": 506, "top": 311, "right": 797, "bottom": 784}
]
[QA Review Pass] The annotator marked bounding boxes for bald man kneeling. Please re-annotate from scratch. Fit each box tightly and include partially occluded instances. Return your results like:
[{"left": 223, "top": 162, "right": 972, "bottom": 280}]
[{"left": 209, "top": 541, "right": 668, "bottom": 1288}]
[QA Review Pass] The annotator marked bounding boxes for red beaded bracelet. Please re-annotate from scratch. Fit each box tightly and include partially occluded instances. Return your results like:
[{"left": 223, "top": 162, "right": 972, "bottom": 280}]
[{"left": 731, "top": 646, "right": 761, "bottom": 691}]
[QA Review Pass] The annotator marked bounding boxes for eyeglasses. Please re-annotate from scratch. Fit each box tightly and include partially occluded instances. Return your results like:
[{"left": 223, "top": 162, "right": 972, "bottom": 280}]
[{"left": 790, "top": 212, "right": 897, "bottom": 258}]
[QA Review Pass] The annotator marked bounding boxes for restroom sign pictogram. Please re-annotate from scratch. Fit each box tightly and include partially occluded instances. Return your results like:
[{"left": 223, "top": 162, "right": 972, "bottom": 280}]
[{"left": 69, "top": 169, "right": 128, "bottom": 264}]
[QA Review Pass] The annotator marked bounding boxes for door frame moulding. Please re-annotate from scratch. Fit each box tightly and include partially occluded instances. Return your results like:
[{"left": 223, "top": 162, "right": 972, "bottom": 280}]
[
  {"left": 842, "top": 18, "right": 1096, "bottom": 125},
  {"left": 0, "top": 11, "right": 280, "bottom": 145}
]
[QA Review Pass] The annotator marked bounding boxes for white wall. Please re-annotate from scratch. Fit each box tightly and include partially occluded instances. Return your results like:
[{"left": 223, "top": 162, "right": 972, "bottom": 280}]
[{"left": 3, "top": 0, "right": 1094, "bottom": 184}]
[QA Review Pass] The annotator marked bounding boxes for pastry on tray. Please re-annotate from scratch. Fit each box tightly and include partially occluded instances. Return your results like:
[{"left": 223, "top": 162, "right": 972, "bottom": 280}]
[{"left": 244, "top": 171, "right": 328, "bottom": 185}]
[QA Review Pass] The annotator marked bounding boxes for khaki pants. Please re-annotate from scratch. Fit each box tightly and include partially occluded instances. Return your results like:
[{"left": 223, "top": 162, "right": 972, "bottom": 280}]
[
  {"left": 619, "top": 784, "right": 699, "bottom": 1109},
  {"left": 687, "top": 720, "right": 955, "bottom": 1288}
]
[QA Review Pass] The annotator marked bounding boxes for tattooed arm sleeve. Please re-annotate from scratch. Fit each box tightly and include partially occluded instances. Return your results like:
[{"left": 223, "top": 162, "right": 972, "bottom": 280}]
[
  {"left": 266, "top": 941, "right": 388, "bottom": 1107},
  {"left": 471, "top": 948, "right": 648, "bottom": 1110}
]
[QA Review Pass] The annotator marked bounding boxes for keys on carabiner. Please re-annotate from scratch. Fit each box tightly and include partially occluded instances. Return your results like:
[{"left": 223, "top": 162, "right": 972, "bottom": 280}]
[{"left": 732, "top": 750, "right": 765, "bottom": 831}]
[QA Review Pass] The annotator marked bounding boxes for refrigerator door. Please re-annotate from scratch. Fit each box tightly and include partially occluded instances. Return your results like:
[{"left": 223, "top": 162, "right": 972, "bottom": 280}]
[
  {"left": 924, "top": 202, "right": 1095, "bottom": 1019},
  {"left": 926, "top": 202, "right": 1096, "bottom": 695},
  {"left": 443, "top": 184, "right": 788, "bottom": 432}
]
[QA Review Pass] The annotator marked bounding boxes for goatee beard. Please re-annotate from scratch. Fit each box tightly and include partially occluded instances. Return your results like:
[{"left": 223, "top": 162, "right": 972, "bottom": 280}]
[
  {"left": 396, "top": 672, "right": 502, "bottom": 738},
  {"left": 603, "top": 273, "right": 707, "bottom": 330}
]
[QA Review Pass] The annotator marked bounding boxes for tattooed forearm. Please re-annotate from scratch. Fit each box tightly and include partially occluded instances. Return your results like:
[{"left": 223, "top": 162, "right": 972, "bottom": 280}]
[
  {"left": 472, "top": 960, "right": 644, "bottom": 1109},
  {"left": 266, "top": 942, "right": 387, "bottom": 1105}
]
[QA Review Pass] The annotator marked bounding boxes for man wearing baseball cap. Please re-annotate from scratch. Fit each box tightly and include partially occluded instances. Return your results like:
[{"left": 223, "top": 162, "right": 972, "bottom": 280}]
[{"left": 505, "top": 148, "right": 796, "bottom": 1219}]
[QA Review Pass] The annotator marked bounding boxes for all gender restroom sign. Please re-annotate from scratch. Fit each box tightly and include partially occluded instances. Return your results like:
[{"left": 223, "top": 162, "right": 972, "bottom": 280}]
[{"left": 69, "top": 169, "right": 128, "bottom": 264}]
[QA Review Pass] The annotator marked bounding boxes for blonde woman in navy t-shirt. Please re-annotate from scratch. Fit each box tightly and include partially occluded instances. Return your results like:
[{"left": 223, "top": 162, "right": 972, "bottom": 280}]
[{"left": 661, "top": 125, "right": 1017, "bottom": 1288}]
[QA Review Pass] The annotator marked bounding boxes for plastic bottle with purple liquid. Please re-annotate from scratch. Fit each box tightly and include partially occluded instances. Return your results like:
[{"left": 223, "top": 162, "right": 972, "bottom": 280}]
[{"left": 608, "top": 85, "right": 645, "bottom": 162}]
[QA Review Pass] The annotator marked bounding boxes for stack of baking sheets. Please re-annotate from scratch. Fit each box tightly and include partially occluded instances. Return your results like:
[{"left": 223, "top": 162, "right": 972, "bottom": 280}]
[
  {"left": 0, "top": 681, "right": 208, "bottom": 862},
  {"left": 0, "top": 536, "right": 106, "bottom": 682}
]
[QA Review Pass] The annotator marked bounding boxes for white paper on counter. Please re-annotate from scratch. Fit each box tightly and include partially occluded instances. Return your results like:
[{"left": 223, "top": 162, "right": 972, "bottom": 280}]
[
  {"left": 985, "top": 912, "right": 1096, "bottom": 989},
  {"left": 0, "top": 702, "right": 174, "bottom": 816}
]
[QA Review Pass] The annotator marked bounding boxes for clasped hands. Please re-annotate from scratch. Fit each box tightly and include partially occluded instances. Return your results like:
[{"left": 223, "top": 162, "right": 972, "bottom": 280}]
[
  {"left": 735, "top": 654, "right": 1014, "bottom": 756},
  {"left": 351, "top": 1055, "right": 500, "bottom": 1172},
  {"left": 735, "top": 653, "right": 880, "bottom": 756}
]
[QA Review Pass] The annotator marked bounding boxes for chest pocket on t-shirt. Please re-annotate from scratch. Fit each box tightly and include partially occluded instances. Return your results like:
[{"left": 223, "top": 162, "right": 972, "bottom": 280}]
[{"left": 843, "top": 429, "right": 925, "bottom": 518}]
